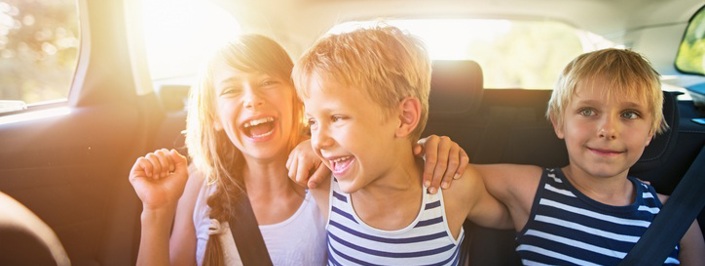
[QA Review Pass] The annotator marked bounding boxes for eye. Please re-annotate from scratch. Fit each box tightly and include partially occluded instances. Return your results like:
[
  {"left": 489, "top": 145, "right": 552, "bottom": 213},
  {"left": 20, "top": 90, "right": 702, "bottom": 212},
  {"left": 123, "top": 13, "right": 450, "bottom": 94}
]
[
  {"left": 219, "top": 86, "right": 241, "bottom": 96},
  {"left": 307, "top": 117, "right": 318, "bottom": 129},
  {"left": 331, "top": 115, "right": 345, "bottom": 122},
  {"left": 578, "top": 108, "right": 595, "bottom": 117},
  {"left": 261, "top": 79, "right": 279, "bottom": 87},
  {"left": 622, "top": 110, "right": 640, "bottom": 119}
]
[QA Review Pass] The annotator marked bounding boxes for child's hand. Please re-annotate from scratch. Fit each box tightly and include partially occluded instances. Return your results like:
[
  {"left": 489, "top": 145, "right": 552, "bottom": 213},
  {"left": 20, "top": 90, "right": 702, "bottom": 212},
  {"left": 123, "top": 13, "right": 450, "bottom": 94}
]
[
  {"left": 128, "top": 148, "right": 189, "bottom": 211},
  {"left": 414, "top": 135, "right": 469, "bottom": 194},
  {"left": 287, "top": 139, "right": 331, "bottom": 189}
]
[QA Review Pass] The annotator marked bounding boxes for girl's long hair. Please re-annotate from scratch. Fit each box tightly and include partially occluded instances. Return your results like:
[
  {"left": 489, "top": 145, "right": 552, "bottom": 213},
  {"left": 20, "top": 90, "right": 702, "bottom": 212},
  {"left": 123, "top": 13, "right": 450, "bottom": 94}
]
[{"left": 184, "top": 34, "right": 305, "bottom": 265}]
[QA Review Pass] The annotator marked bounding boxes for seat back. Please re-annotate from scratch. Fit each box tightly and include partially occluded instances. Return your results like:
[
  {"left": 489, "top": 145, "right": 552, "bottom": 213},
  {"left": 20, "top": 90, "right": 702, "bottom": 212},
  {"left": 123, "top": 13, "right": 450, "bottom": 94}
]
[{"left": 422, "top": 60, "right": 485, "bottom": 156}]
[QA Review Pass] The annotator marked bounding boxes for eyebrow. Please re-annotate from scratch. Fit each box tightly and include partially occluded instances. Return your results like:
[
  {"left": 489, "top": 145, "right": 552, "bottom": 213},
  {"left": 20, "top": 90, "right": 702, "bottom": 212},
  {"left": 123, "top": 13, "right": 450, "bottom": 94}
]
[{"left": 573, "top": 98, "right": 647, "bottom": 110}]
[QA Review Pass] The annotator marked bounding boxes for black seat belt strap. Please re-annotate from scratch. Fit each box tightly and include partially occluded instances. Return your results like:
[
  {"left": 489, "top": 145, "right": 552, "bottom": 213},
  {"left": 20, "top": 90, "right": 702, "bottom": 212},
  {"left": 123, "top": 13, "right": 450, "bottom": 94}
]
[
  {"left": 229, "top": 191, "right": 273, "bottom": 266},
  {"left": 619, "top": 145, "right": 705, "bottom": 265}
]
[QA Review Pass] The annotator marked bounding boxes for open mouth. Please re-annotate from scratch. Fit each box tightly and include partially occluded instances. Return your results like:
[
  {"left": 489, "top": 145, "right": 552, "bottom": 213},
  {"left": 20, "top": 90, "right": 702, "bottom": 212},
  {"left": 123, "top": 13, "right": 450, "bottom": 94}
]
[
  {"left": 330, "top": 156, "right": 354, "bottom": 175},
  {"left": 243, "top": 117, "right": 276, "bottom": 138}
]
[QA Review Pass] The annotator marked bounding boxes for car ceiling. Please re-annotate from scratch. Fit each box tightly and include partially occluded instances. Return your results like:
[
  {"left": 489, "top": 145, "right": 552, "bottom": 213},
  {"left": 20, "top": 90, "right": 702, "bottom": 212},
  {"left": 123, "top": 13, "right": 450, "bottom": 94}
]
[{"left": 211, "top": 0, "right": 704, "bottom": 58}]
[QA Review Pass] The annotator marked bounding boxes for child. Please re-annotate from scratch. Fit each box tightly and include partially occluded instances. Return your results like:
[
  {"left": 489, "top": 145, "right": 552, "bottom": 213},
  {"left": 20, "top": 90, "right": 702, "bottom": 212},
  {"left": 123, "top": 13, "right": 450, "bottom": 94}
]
[
  {"left": 476, "top": 48, "right": 705, "bottom": 265},
  {"left": 128, "top": 34, "right": 469, "bottom": 266},
  {"left": 292, "top": 25, "right": 511, "bottom": 265}
]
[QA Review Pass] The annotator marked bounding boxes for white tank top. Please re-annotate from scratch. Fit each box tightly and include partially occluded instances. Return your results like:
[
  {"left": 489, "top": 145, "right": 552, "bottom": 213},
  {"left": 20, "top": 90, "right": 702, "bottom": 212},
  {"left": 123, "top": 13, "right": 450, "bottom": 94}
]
[{"left": 193, "top": 180, "right": 327, "bottom": 266}]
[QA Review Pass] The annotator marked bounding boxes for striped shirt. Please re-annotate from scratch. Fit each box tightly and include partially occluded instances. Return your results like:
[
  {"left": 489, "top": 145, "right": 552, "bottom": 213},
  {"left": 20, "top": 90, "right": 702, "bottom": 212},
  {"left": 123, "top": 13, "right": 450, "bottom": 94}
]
[
  {"left": 516, "top": 168, "right": 680, "bottom": 265},
  {"left": 326, "top": 179, "right": 464, "bottom": 265}
]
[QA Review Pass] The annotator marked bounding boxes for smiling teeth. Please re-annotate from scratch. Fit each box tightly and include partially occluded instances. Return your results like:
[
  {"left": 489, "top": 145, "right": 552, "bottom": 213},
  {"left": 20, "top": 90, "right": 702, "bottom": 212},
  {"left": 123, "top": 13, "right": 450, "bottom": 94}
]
[
  {"left": 244, "top": 117, "right": 274, "bottom": 128},
  {"left": 331, "top": 156, "right": 350, "bottom": 163}
]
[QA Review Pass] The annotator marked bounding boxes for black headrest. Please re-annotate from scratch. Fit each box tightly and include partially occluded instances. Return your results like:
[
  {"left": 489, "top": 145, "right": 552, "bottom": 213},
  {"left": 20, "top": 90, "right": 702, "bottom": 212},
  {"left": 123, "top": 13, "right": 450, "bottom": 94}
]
[
  {"left": 631, "top": 91, "right": 680, "bottom": 174},
  {"left": 429, "top": 60, "right": 484, "bottom": 115}
]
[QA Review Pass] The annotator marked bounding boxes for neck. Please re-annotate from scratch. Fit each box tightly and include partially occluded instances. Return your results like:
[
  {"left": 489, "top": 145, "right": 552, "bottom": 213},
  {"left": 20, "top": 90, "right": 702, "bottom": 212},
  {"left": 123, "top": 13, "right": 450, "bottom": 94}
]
[
  {"left": 242, "top": 156, "right": 302, "bottom": 199},
  {"left": 562, "top": 165, "right": 634, "bottom": 206}
]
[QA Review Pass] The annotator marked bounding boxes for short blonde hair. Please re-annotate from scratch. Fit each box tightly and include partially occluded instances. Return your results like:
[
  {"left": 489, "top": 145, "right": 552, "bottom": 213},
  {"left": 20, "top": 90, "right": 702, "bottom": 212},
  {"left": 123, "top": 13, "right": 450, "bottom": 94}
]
[
  {"left": 546, "top": 48, "right": 667, "bottom": 134},
  {"left": 293, "top": 25, "right": 432, "bottom": 140}
]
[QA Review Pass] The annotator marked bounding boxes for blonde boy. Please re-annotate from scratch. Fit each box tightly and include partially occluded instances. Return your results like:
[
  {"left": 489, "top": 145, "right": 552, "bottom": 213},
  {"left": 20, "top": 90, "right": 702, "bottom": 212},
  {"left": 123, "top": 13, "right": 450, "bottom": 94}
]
[
  {"left": 476, "top": 48, "right": 705, "bottom": 265},
  {"left": 292, "top": 26, "right": 510, "bottom": 265}
]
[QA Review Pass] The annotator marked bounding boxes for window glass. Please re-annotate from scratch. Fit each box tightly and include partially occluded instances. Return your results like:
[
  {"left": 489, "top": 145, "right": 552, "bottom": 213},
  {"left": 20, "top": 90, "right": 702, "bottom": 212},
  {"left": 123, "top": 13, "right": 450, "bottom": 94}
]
[
  {"left": 0, "top": 0, "right": 79, "bottom": 113},
  {"left": 141, "top": 0, "right": 240, "bottom": 89},
  {"left": 676, "top": 6, "right": 705, "bottom": 75},
  {"left": 329, "top": 19, "right": 614, "bottom": 89}
]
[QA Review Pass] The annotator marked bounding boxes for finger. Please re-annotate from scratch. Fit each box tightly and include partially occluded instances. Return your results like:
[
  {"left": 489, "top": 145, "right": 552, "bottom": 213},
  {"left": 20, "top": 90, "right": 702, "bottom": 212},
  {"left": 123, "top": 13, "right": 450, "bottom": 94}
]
[
  {"left": 429, "top": 136, "right": 452, "bottom": 191},
  {"left": 145, "top": 153, "right": 163, "bottom": 179},
  {"left": 440, "top": 144, "right": 461, "bottom": 189},
  {"left": 308, "top": 162, "right": 331, "bottom": 189},
  {"left": 130, "top": 157, "right": 152, "bottom": 179},
  {"left": 155, "top": 149, "right": 172, "bottom": 178},
  {"left": 414, "top": 135, "right": 430, "bottom": 156},
  {"left": 421, "top": 136, "right": 440, "bottom": 189},
  {"left": 296, "top": 156, "right": 312, "bottom": 187},
  {"left": 413, "top": 143, "right": 423, "bottom": 156},
  {"left": 454, "top": 149, "right": 470, "bottom": 180},
  {"left": 169, "top": 149, "right": 188, "bottom": 173},
  {"left": 168, "top": 149, "right": 190, "bottom": 185}
]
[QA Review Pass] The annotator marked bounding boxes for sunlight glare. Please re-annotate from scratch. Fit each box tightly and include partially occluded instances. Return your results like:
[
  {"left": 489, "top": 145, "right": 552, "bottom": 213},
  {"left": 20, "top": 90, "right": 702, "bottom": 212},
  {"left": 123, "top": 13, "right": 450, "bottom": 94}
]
[
  {"left": 141, "top": 0, "right": 240, "bottom": 82},
  {"left": 328, "top": 19, "right": 511, "bottom": 60}
]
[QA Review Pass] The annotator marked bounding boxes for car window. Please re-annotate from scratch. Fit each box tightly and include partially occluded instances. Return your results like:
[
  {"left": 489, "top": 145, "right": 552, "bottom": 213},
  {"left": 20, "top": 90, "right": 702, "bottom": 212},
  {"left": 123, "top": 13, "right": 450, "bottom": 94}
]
[
  {"left": 0, "top": 0, "right": 79, "bottom": 113},
  {"left": 328, "top": 19, "right": 614, "bottom": 89},
  {"left": 676, "top": 5, "right": 705, "bottom": 75}
]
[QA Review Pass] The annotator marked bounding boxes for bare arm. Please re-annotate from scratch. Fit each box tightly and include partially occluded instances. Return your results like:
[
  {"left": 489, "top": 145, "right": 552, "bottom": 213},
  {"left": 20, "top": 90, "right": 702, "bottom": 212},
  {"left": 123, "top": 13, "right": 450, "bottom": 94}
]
[
  {"left": 679, "top": 220, "right": 705, "bottom": 265},
  {"left": 129, "top": 149, "right": 190, "bottom": 266},
  {"left": 167, "top": 165, "right": 203, "bottom": 266},
  {"left": 473, "top": 164, "right": 542, "bottom": 231},
  {"left": 288, "top": 136, "right": 469, "bottom": 193},
  {"left": 462, "top": 166, "right": 513, "bottom": 229},
  {"left": 656, "top": 194, "right": 705, "bottom": 265}
]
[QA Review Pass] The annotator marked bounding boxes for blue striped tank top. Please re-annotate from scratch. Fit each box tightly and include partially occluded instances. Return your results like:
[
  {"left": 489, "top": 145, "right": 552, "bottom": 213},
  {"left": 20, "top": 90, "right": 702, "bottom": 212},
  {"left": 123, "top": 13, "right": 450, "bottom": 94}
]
[
  {"left": 326, "top": 179, "right": 464, "bottom": 265},
  {"left": 516, "top": 168, "right": 680, "bottom": 265}
]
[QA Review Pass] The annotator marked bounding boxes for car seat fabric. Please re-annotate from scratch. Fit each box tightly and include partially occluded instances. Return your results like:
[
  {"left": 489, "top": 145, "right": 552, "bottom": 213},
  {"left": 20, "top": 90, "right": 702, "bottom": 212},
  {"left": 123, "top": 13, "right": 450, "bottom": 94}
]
[{"left": 423, "top": 60, "right": 486, "bottom": 157}]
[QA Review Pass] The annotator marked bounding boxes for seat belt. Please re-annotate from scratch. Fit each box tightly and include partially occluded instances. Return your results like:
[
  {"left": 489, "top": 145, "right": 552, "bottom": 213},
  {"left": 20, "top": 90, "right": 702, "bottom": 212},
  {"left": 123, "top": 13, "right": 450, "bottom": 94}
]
[
  {"left": 228, "top": 191, "right": 273, "bottom": 266},
  {"left": 619, "top": 145, "right": 705, "bottom": 265}
]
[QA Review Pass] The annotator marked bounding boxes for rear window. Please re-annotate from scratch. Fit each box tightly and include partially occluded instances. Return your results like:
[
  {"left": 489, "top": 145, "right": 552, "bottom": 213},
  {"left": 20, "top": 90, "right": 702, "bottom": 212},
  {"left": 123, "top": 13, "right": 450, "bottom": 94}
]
[{"left": 328, "top": 19, "right": 614, "bottom": 89}]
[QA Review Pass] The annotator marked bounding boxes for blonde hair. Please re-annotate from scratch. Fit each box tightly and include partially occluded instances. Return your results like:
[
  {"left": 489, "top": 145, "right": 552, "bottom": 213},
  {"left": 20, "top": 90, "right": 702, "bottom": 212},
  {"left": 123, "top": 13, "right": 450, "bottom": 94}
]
[
  {"left": 292, "top": 25, "right": 432, "bottom": 140},
  {"left": 184, "top": 34, "right": 305, "bottom": 265},
  {"left": 546, "top": 48, "right": 667, "bottom": 134}
]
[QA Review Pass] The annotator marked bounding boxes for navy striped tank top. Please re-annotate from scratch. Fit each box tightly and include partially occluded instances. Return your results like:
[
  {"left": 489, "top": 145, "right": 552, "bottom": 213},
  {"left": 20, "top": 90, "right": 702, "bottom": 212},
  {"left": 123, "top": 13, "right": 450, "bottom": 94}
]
[
  {"left": 516, "top": 168, "right": 680, "bottom": 265},
  {"left": 326, "top": 179, "right": 464, "bottom": 265}
]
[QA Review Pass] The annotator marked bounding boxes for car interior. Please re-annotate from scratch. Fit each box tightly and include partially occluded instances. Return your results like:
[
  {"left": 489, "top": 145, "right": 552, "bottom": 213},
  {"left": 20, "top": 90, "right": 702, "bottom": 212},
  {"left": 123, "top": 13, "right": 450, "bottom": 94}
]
[{"left": 0, "top": 0, "right": 704, "bottom": 265}]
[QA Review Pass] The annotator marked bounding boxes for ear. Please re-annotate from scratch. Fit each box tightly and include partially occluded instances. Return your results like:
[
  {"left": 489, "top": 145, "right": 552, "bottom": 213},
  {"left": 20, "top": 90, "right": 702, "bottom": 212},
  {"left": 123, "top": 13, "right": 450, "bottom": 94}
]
[
  {"left": 645, "top": 130, "right": 654, "bottom": 146},
  {"left": 395, "top": 97, "right": 421, "bottom": 138},
  {"left": 550, "top": 114, "right": 565, "bottom": 139}
]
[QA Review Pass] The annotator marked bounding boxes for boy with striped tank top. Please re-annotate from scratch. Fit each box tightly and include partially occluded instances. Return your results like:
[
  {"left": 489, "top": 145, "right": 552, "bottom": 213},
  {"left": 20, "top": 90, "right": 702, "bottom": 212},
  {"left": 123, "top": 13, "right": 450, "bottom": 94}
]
[
  {"left": 474, "top": 48, "right": 705, "bottom": 265},
  {"left": 291, "top": 25, "right": 512, "bottom": 265}
]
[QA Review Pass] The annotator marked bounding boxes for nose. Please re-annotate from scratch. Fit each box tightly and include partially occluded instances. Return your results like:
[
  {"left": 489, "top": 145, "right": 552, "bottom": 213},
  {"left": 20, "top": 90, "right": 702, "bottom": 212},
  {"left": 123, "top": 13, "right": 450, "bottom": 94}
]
[
  {"left": 243, "top": 85, "right": 264, "bottom": 109},
  {"left": 598, "top": 115, "right": 618, "bottom": 140},
  {"left": 311, "top": 124, "right": 334, "bottom": 151}
]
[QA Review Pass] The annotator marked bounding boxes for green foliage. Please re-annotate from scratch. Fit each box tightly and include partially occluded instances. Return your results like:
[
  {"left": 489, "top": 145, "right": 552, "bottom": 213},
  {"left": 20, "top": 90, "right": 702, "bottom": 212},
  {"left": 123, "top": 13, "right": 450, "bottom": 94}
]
[
  {"left": 0, "top": 0, "right": 79, "bottom": 104},
  {"left": 676, "top": 7, "right": 705, "bottom": 75}
]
